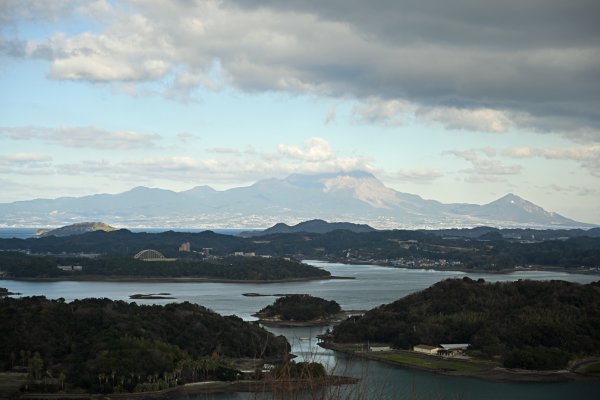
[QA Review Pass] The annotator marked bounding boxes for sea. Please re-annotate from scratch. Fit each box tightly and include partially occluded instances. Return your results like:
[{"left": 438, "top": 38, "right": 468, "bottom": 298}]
[{"left": 1, "top": 229, "right": 599, "bottom": 399}]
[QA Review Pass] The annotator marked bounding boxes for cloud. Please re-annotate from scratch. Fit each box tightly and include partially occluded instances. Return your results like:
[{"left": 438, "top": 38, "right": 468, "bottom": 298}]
[
  {"left": 278, "top": 137, "right": 335, "bottom": 161},
  {"left": 384, "top": 168, "right": 443, "bottom": 184},
  {"left": 324, "top": 106, "right": 337, "bottom": 124},
  {"left": 49, "top": 138, "right": 373, "bottom": 184},
  {"left": 0, "top": 152, "right": 53, "bottom": 175},
  {"left": 0, "top": 0, "right": 81, "bottom": 22},
  {"left": 0, "top": 126, "right": 161, "bottom": 150},
  {"left": 541, "top": 146, "right": 600, "bottom": 177},
  {"left": 418, "top": 107, "right": 512, "bottom": 133},
  {"left": 445, "top": 148, "right": 522, "bottom": 182},
  {"left": 503, "top": 147, "right": 537, "bottom": 158},
  {"left": 3, "top": 0, "right": 599, "bottom": 140},
  {"left": 353, "top": 99, "right": 416, "bottom": 126},
  {"left": 503, "top": 145, "right": 600, "bottom": 177}
]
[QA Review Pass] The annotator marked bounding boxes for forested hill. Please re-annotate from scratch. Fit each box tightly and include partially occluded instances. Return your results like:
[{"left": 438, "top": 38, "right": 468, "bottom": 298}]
[
  {"left": 333, "top": 278, "right": 600, "bottom": 370},
  {"left": 0, "top": 252, "right": 330, "bottom": 280},
  {"left": 0, "top": 297, "right": 289, "bottom": 393},
  {"left": 1, "top": 227, "right": 599, "bottom": 271}
]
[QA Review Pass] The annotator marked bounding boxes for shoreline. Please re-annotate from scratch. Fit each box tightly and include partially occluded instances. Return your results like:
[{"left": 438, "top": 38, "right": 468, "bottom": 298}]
[
  {"left": 320, "top": 343, "right": 600, "bottom": 383},
  {"left": 0, "top": 275, "right": 352, "bottom": 284},
  {"left": 15, "top": 376, "right": 359, "bottom": 400},
  {"left": 312, "top": 258, "right": 600, "bottom": 276},
  {"left": 256, "top": 310, "right": 366, "bottom": 327}
]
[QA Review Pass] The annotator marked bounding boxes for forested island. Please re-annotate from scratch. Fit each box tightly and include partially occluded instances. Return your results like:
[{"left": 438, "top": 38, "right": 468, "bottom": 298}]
[
  {"left": 329, "top": 278, "right": 600, "bottom": 377},
  {"left": 0, "top": 252, "right": 331, "bottom": 282},
  {"left": 0, "top": 225, "right": 599, "bottom": 273},
  {"left": 255, "top": 294, "right": 342, "bottom": 326}
]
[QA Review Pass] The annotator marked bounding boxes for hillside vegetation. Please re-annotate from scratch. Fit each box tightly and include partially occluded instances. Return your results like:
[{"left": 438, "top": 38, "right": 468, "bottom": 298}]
[
  {"left": 0, "top": 253, "right": 330, "bottom": 281},
  {"left": 333, "top": 278, "right": 600, "bottom": 370},
  {"left": 1, "top": 228, "right": 599, "bottom": 271},
  {"left": 0, "top": 297, "right": 289, "bottom": 393}
]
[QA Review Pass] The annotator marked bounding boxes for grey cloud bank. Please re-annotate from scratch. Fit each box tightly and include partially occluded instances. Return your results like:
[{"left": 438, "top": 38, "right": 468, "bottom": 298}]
[{"left": 2, "top": 0, "right": 599, "bottom": 140}]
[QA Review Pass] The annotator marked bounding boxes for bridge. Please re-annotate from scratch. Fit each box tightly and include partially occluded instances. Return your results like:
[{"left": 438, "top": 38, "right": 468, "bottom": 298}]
[{"left": 133, "top": 249, "right": 176, "bottom": 262}]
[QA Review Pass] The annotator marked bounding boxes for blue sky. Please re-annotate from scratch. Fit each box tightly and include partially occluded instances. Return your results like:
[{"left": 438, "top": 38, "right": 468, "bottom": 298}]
[{"left": 1, "top": 0, "right": 599, "bottom": 224}]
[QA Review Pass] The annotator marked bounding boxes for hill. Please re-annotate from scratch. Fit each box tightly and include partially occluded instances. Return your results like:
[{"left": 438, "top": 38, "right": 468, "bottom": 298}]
[
  {"left": 332, "top": 278, "right": 600, "bottom": 370},
  {"left": 239, "top": 219, "right": 375, "bottom": 237},
  {"left": 37, "top": 222, "right": 116, "bottom": 237}
]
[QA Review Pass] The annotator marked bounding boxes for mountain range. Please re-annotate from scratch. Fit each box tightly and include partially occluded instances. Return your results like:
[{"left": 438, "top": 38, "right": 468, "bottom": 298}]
[{"left": 0, "top": 171, "right": 592, "bottom": 229}]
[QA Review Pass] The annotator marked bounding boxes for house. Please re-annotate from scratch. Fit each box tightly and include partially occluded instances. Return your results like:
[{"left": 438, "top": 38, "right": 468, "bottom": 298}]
[
  {"left": 370, "top": 346, "right": 392, "bottom": 352},
  {"left": 438, "top": 343, "right": 470, "bottom": 356},
  {"left": 413, "top": 344, "right": 439, "bottom": 355}
]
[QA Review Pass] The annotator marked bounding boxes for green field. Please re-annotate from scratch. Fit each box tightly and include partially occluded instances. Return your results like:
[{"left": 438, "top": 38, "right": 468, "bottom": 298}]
[{"left": 377, "top": 354, "right": 482, "bottom": 372}]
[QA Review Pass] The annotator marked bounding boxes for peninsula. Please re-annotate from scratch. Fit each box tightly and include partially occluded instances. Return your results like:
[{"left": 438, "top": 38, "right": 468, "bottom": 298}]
[{"left": 325, "top": 278, "right": 600, "bottom": 382}]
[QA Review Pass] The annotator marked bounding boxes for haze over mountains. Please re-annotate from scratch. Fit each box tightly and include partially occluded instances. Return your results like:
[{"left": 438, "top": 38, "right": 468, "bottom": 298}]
[{"left": 0, "top": 171, "right": 592, "bottom": 229}]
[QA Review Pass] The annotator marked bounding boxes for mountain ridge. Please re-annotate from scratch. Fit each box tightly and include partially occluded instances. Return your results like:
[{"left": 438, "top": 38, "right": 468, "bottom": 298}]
[{"left": 0, "top": 171, "right": 593, "bottom": 229}]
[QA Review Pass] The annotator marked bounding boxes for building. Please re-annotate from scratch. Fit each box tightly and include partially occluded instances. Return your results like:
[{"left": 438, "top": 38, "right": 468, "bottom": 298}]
[
  {"left": 369, "top": 346, "right": 391, "bottom": 352},
  {"left": 438, "top": 344, "right": 470, "bottom": 356},
  {"left": 57, "top": 265, "right": 83, "bottom": 272},
  {"left": 179, "top": 242, "right": 191, "bottom": 252},
  {"left": 413, "top": 344, "right": 440, "bottom": 355}
]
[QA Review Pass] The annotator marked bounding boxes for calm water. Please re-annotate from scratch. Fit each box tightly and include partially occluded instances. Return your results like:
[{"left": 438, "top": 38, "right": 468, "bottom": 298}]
[{"left": 2, "top": 261, "right": 599, "bottom": 399}]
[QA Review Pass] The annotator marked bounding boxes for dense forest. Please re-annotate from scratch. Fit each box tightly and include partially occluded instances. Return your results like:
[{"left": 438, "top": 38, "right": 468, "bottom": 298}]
[
  {"left": 257, "top": 295, "right": 341, "bottom": 321},
  {"left": 0, "top": 297, "right": 290, "bottom": 393},
  {"left": 0, "top": 253, "right": 330, "bottom": 280},
  {"left": 332, "top": 278, "right": 600, "bottom": 370},
  {"left": 0, "top": 227, "right": 599, "bottom": 271}
]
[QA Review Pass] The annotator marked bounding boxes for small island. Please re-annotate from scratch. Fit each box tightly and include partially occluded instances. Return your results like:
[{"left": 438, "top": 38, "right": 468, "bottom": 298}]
[
  {"left": 254, "top": 294, "right": 344, "bottom": 326},
  {"left": 129, "top": 292, "right": 175, "bottom": 299}
]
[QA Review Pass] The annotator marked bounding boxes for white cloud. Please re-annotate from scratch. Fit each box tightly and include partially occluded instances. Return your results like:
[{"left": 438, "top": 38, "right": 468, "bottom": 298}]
[
  {"left": 419, "top": 107, "right": 512, "bottom": 133},
  {"left": 445, "top": 148, "right": 522, "bottom": 182},
  {"left": 383, "top": 168, "right": 443, "bottom": 184},
  {"left": 503, "top": 145, "right": 600, "bottom": 177},
  {"left": 353, "top": 99, "right": 417, "bottom": 125},
  {"left": 278, "top": 137, "right": 335, "bottom": 161},
  {"left": 503, "top": 147, "right": 537, "bottom": 158},
  {"left": 0, "top": 126, "right": 161, "bottom": 150},
  {"left": 0, "top": 152, "right": 53, "bottom": 175},
  {"left": 49, "top": 137, "right": 373, "bottom": 184},
  {"left": 541, "top": 146, "right": 600, "bottom": 177}
]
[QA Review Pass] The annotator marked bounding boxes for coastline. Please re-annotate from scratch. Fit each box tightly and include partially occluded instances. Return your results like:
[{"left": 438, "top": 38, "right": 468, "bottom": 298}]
[
  {"left": 256, "top": 310, "right": 366, "bottom": 327},
  {"left": 15, "top": 376, "right": 359, "bottom": 400},
  {"left": 313, "top": 258, "right": 600, "bottom": 276},
  {"left": 0, "top": 275, "right": 353, "bottom": 284},
  {"left": 320, "top": 343, "right": 600, "bottom": 383}
]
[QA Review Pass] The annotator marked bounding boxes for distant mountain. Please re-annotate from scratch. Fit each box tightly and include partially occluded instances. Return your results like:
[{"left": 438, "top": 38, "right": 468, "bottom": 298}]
[
  {"left": 0, "top": 171, "right": 593, "bottom": 229},
  {"left": 37, "top": 222, "right": 116, "bottom": 237},
  {"left": 239, "top": 219, "right": 376, "bottom": 237}
]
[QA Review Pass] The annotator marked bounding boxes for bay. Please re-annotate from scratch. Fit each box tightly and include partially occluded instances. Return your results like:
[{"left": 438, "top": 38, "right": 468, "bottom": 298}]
[{"left": 1, "top": 261, "right": 599, "bottom": 399}]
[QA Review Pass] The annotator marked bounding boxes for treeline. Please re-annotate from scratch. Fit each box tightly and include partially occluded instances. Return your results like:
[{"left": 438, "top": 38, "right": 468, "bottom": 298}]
[
  {"left": 0, "top": 253, "right": 330, "bottom": 280},
  {"left": 0, "top": 297, "right": 289, "bottom": 393},
  {"left": 0, "top": 227, "right": 599, "bottom": 271},
  {"left": 332, "top": 278, "right": 600, "bottom": 370},
  {"left": 258, "top": 295, "right": 341, "bottom": 321}
]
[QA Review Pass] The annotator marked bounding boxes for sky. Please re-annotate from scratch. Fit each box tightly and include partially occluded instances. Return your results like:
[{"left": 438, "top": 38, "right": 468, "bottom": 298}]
[{"left": 0, "top": 0, "right": 599, "bottom": 224}]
